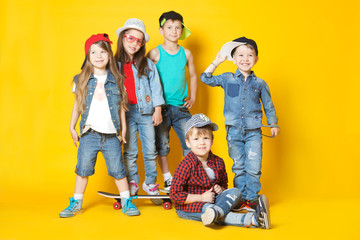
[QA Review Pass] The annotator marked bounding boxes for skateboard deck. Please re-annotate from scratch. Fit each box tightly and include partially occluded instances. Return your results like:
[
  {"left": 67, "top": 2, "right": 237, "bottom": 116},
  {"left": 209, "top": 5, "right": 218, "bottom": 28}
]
[{"left": 97, "top": 190, "right": 172, "bottom": 210}]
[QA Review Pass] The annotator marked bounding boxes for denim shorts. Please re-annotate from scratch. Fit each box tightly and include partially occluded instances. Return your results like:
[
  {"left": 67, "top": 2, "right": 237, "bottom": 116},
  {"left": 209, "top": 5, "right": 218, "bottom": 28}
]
[{"left": 75, "top": 129, "right": 127, "bottom": 179}]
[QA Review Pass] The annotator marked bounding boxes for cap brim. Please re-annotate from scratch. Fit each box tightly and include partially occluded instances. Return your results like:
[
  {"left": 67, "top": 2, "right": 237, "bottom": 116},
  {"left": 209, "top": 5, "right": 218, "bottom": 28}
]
[
  {"left": 116, "top": 26, "right": 150, "bottom": 42},
  {"left": 195, "top": 122, "right": 219, "bottom": 132},
  {"left": 220, "top": 41, "right": 246, "bottom": 60},
  {"left": 179, "top": 24, "right": 192, "bottom": 40}
]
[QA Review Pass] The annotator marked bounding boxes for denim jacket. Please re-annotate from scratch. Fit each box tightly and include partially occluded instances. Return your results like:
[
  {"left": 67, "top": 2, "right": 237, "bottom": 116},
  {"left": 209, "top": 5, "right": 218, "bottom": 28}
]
[
  {"left": 74, "top": 71, "right": 122, "bottom": 135},
  {"left": 118, "top": 58, "right": 165, "bottom": 114},
  {"left": 201, "top": 70, "right": 278, "bottom": 130}
]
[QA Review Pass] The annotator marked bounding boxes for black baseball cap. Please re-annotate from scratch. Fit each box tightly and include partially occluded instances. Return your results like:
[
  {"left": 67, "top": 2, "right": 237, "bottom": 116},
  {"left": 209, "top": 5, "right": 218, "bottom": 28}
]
[{"left": 159, "top": 11, "right": 192, "bottom": 40}]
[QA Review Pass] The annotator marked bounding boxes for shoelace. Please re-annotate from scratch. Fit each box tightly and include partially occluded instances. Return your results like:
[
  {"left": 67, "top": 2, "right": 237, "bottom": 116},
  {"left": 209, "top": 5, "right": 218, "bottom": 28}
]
[
  {"left": 65, "top": 198, "right": 77, "bottom": 211},
  {"left": 122, "top": 196, "right": 138, "bottom": 213}
]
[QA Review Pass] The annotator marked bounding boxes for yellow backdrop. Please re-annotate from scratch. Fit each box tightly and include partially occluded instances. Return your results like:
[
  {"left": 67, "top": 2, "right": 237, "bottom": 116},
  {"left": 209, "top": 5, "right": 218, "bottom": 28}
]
[{"left": 1, "top": 0, "right": 359, "bottom": 239}]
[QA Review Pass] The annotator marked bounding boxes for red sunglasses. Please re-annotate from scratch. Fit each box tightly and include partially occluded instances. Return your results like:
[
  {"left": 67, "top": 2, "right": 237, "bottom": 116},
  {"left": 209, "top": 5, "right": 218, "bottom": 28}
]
[{"left": 123, "top": 34, "right": 145, "bottom": 47}]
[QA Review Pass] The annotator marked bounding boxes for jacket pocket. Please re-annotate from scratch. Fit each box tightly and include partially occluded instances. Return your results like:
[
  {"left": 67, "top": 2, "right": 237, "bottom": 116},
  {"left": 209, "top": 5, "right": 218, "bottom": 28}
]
[{"left": 227, "top": 83, "right": 240, "bottom": 97}]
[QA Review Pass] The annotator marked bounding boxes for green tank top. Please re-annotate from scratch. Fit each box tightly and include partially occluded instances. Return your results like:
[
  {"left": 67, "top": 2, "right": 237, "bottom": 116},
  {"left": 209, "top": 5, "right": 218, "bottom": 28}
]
[{"left": 156, "top": 45, "right": 188, "bottom": 106}]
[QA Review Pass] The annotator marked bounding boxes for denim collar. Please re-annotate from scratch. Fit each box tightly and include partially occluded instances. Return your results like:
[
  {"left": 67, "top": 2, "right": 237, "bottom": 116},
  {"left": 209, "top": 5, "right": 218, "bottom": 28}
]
[{"left": 235, "top": 69, "right": 256, "bottom": 82}]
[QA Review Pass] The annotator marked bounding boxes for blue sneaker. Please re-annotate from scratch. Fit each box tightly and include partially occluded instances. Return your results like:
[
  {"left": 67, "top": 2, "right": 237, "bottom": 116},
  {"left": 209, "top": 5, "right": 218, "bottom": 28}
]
[
  {"left": 59, "top": 197, "right": 83, "bottom": 218},
  {"left": 121, "top": 196, "right": 140, "bottom": 216},
  {"left": 254, "top": 195, "right": 270, "bottom": 229}
]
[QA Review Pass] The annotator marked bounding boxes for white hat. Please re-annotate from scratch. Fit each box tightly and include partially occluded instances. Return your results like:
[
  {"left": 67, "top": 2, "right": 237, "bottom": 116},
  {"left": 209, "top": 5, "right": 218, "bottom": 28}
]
[
  {"left": 116, "top": 18, "right": 150, "bottom": 42},
  {"left": 220, "top": 41, "right": 246, "bottom": 61}
]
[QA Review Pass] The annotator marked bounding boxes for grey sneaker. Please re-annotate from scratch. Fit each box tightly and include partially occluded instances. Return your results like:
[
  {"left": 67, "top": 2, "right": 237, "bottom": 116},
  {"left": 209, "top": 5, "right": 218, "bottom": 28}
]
[
  {"left": 201, "top": 207, "right": 220, "bottom": 226},
  {"left": 121, "top": 197, "right": 140, "bottom": 216},
  {"left": 129, "top": 180, "right": 139, "bottom": 196},
  {"left": 254, "top": 195, "right": 270, "bottom": 229},
  {"left": 59, "top": 197, "right": 83, "bottom": 218}
]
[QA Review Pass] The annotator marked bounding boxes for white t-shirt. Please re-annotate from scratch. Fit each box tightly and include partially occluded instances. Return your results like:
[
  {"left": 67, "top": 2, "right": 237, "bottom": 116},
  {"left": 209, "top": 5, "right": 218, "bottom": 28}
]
[
  {"left": 204, "top": 167, "right": 216, "bottom": 181},
  {"left": 73, "top": 74, "right": 117, "bottom": 134}
]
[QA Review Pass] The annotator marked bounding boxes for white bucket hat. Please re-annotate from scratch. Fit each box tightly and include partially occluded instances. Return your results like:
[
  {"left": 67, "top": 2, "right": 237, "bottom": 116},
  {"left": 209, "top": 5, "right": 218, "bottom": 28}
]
[{"left": 116, "top": 18, "right": 150, "bottom": 42}]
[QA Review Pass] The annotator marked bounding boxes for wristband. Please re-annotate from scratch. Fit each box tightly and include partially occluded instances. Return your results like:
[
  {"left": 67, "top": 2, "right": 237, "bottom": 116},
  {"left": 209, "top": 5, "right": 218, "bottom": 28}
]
[{"left": 211, "top": 62, "right": 217, "bottom": 67}]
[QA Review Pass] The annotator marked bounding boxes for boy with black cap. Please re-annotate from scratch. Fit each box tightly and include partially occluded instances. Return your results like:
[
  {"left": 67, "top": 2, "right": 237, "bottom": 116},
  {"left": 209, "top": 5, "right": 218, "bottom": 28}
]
[
  {"left": 200, "top": 37, "right": 280, "bottom": 212},
  {"left": 170, "top": 113, "right": 271, "bottom": 229},
  {"left": 148, "top": 11, "right": 198, "bottom": 191}
]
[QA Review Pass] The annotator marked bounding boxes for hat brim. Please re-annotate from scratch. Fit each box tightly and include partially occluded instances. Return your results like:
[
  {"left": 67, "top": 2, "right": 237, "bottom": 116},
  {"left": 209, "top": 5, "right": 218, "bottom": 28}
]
[
  {"left": 220, "top": 41, "right": 247, "bottom": 60},
  {"left": 116, "top": 26, "right": 150, "bottom": 42},
  {"left": 179, "top": 24, "right": 192, "bottom": 40},
  {"left": 194, "top": 122, "right": 219, "bottom": 132}
]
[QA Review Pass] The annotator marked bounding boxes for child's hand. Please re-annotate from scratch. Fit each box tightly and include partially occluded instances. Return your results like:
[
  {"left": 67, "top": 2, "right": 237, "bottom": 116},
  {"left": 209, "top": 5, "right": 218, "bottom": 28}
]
[
  {"left": 70, "top": 129, "right": 79, "bottom": 147},
  {"left": 121, "top": 128, "right": 127, "bottom": 144},
  {"left": 271, "top": 126, "right": 280, "bottom": 137},
  {"left": 152, "top": 106, "right": 162, "bottom": 126},
  {"left": 201, "top": 188, "right": 215, "bottom": 203},
  {"left": 213, "top": 184, "right": 224, "bottom": 194},
  {"left": 183, "top": 97, "right": 195, "bottom": 109},
  {"left": 213, "top": 52, "right": 227, "bottom": 66}
]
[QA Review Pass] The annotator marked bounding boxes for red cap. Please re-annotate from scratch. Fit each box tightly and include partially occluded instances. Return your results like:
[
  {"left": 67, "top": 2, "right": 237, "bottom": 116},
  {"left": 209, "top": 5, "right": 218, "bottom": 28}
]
[{"left": 84, "top": 33, "right": 113, "bottom": 55}]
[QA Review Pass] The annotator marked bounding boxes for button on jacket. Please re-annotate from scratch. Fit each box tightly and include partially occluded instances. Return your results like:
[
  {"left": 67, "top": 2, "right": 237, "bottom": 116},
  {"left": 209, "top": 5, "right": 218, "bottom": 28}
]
[{"left": 201, "top": 70, "right": 278, "bottom": 129}]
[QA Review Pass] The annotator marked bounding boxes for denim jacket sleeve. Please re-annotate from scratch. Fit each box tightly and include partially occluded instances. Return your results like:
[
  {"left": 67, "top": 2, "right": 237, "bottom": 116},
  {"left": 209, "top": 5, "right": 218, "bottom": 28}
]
[
  {"left": 259, "top": 79, "right": 278, "bottom": 125},
  {"left": 147, "top": 59, "right": 165, "bottom": 107},
  {"left": 200, "top": 72, "right": 226, "bottom": 88}
]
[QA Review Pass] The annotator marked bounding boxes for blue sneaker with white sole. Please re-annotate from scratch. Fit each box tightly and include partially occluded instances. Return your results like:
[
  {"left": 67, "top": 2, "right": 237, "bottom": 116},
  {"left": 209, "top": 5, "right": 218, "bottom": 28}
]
[
  {"left": 59, "top": 197, "right": 83, "bottom": 218},
  {"left": 122, "top": 196, "right": 140, "bottom": 216}
]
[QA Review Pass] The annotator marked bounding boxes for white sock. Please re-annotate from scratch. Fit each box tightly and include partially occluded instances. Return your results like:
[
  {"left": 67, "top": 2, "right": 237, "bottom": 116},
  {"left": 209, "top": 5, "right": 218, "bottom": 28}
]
[
  {"left": 163, "top": 172, "right": 172, "bottom": 180},
  {"left": 74, "top": 193, "right": 83, "bottom": 200},
  {"left": 120, "top": 190, "right": 130, "bottom": 199}
]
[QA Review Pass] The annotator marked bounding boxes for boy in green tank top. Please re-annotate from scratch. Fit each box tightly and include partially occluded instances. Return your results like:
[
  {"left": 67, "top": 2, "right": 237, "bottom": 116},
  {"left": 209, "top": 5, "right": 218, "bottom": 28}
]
[{"left": 148, "top": 11, "right": 198, "bottom": 191}]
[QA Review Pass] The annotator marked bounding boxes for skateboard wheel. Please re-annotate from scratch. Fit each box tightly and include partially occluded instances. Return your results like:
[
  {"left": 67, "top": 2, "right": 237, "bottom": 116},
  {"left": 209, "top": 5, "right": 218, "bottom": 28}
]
[
  {"left": 113, "top": 202, "right": 121, "bottom": 210},
  {"left": 163, "top": 201, "right": 171, "bottom": 210}
]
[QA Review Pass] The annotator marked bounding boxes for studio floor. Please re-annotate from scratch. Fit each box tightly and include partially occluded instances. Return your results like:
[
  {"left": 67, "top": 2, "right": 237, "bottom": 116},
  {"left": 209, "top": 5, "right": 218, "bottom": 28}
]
[{"left": 0, "top": 190, "right": 359, "bottom": 240}]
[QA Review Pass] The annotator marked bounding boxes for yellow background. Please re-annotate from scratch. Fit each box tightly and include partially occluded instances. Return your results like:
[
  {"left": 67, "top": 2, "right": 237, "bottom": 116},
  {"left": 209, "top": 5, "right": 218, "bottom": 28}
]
[{"left": 1, "top": 0, "right": 359, "bottom": 239}]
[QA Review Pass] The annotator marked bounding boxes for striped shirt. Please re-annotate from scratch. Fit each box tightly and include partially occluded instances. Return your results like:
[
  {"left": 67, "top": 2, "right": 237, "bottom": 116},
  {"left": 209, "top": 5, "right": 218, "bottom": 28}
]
[{"left": 170, "top": 151, "right": 228, "bottom": 213}]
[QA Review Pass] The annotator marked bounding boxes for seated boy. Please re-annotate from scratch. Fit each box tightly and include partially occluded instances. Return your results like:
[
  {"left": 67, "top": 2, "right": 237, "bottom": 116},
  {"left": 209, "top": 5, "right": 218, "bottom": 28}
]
[{"left": 169, "top": 113, "right": 271, "bottom": 229}]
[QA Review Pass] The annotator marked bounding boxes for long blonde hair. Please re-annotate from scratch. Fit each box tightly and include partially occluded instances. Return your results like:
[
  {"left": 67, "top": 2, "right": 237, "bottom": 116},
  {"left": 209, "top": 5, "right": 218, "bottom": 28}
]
[{"left": 73, "top": 40, "right": 128, "bottom": 114}]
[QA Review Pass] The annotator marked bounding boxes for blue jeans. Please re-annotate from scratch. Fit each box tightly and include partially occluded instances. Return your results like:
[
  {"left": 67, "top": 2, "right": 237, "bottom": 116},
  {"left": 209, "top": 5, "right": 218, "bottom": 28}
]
[
  {"left": 123, "top": 104, "right": 157, "bottom": 185},
  {"left": 76, "top": 129, "right": 127, "bottom": 179},
  {"left": 155, "top": 105, "right": 191, "bottom": 157},
  {"left": 176, "top": 188, "right": 254, "bottom": 227},
  {"left": 226, "top": 126, "right": 263, "bottom": 200}
]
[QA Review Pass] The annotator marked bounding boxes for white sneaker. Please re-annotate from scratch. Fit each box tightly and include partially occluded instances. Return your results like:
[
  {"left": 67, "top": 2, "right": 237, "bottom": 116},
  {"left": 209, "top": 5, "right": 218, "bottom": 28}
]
[
  {"left": 129, "top": 180, "right": 139, "bottom": 196},
  {"left": 142, "top": 182, "right": 159, "bottom": 195}
]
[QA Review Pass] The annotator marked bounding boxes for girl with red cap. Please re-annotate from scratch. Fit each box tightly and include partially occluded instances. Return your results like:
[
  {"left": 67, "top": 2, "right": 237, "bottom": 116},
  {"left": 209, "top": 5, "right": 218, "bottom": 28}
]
[{"left": 59, "top": 33, "right": 140, "bottom": 218}]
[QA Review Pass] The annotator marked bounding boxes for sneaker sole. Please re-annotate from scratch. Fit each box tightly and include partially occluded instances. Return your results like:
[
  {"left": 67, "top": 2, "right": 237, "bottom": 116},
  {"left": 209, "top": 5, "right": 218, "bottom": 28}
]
[
  {"left": 59, "top": 209, "right": 83, "bottom": 218},
  {"left": 258, "top": 195, "right": 270, "bottom": 229},
  {"left": 125, "top": 211, "right": 140, "bottom": 216},
  {"left": 201, "top": 208, "right": 216, "bottom": 226}
]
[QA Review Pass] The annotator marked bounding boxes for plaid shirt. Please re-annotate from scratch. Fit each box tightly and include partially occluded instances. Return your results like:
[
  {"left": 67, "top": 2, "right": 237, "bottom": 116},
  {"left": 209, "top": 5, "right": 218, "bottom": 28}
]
[{"left": 170, "top": 151, "right": 228, "bottom": 213}]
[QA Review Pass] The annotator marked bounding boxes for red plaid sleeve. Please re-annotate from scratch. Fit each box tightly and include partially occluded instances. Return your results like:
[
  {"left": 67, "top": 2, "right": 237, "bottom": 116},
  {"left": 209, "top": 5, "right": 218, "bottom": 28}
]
[{"left": 169, "top": 157, "right": 192, "bottom": 205}]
